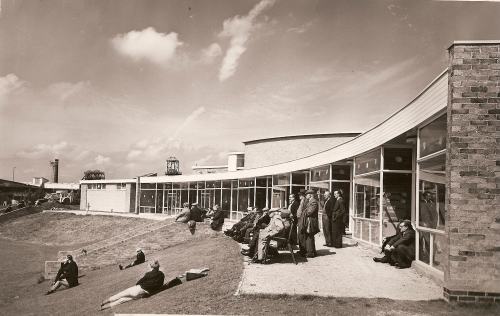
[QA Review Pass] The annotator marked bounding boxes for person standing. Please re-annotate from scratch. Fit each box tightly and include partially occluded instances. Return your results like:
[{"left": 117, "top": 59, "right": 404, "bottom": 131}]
[
  {"left": 296, "top": 190, "right": 308, "bottom": 256},
  {"left": 288, "top": 193, "right": 299, "bottom": 245},
  {"left": 322, "top": 190, "right": 334, "bottom": 247},
  {"left": 331, "top": 190, "right": 346, "bottom": 248},
  {"left": 303, "top": 190, "right": 320, "bottom": 258}
]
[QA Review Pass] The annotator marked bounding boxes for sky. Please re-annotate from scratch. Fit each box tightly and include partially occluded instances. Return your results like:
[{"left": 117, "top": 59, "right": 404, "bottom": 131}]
[{"left": 1, "top": 0, "right": 500, "bottom": 183}]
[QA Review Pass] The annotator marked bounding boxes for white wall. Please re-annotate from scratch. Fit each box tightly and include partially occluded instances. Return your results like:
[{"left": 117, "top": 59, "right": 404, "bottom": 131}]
[{"left": 86, "top": 186, "right": 130, "bottom": 212}]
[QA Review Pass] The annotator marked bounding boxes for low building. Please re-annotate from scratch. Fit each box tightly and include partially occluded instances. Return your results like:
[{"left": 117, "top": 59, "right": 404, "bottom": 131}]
[{"left": 80, "top": 41, "right": 500, "bottom": 303}]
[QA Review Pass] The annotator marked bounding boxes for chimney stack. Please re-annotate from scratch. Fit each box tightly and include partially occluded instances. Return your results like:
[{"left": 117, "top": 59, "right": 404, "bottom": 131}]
[{"left": 50, "top": 159, "right": 59, "bottom": 183}]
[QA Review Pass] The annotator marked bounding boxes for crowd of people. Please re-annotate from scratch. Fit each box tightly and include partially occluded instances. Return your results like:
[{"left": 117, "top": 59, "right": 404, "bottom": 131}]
[
  {"left": 175, "top": 202, "right": 225, "bottom": 231},
  {"left": 43, "top": 189, "right": 416, "bottom": 308}
]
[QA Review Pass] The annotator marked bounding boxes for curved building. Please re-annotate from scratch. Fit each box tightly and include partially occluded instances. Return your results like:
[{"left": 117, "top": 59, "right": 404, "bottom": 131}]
[{"left": 81, "top": 41, "right": 500, "bottom": 303}]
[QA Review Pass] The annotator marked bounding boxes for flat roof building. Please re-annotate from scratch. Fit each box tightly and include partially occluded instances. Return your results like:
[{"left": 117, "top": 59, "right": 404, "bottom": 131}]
[{"left": 80, "top": 41, "right": 500, "bottom": 304}]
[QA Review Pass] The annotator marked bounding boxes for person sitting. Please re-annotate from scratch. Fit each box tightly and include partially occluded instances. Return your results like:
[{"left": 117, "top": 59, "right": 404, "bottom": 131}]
[
  {"left": 100, "top": 260, "right": 165, "bottom": 310},
  {"left": 253, "top": 208, "right": 287, "bottom": 263},
  {"left": 210, "top": 204, "right": 225, "bottom": 231},
  {"left": 373, "top": 220, "right": 415, "bottom": 268},
  {"left": 242, "top": 207, "right": 264, "bottom": 243},
  {"left": 119, "top": 248, "right": 145, "bottom": 270},
  {"left": 189, "top": 203, "right": 203, "bottom": 222},
  {"left": 46, "top": 255, "right": 78, "bottom": 295},
  {"left": 175, "top": 202, "right": 191, "bottom": 223},
  {"left": 241, "top": 207, "right": 271, "bottom": 257},
  {"left": 223, "top": 207, "right": 254, "bottom": 239}
]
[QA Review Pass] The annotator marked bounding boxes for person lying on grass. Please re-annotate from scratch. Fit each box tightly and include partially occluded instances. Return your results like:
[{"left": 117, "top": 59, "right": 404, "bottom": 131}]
[
  {"left": 100, "top": 260, "right": 165, "bottom": 310},
  {"left": 46, "top": 254, "right": 78, "bottom": 295},
  {"left": 119, "top": 248, "right": 145, "bottom": 270}
]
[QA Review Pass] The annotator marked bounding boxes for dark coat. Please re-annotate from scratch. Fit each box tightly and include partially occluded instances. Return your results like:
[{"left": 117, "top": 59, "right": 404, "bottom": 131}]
[
  {"left": 55, "top": 260, "right": 79, "bottom": 287},
  {"left": 134, "top": 251, "right": 145, "bottom": 265},
  {"left": 211, "top": 209, "right": 224, "bottom": 230},
  {"left": 136, "top": 269, "right": 165, "bottom": 293},
  {"left": 332, "top": 197, "right": 346, "bottom": 222},
  {"left": 388, "top": 229, "right": 415, "bottom": 254},
  {"left": 303, "top": 198, "right": 319, "bottom": 235},
  {"left": 289, "top": 200, "right": 300, "bottom": 222},
  {"left": 190, "top": 206, "right": 203, "bottom": 222},
  {"left": 323, "top": 198, "right": 334, "bottom": 218}
]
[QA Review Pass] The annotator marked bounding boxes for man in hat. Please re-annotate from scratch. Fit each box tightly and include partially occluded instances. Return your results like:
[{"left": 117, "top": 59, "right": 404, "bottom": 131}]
[
  {"left": 46, "top": 254, "right": 78, "bottom": 295},
  {"left": 190, "top": 202, "right": 203, "bottom": 222},
  {"left": 175, "top": 202, "right": 191, "bottom": 223},
  {"left": 210, "top": 204, "right": 225, "bottom": 231},
  {"left": 119, "top": 248, "right": 146, "bottom": 270},
  {"left": 296, "top": 189, "right": 308, "bottom": 255},
  {"left": 254, "top": 208, "right": 287, "bottom": 263},
  {"left": 301, "top": 189, "right": 319, "bottom": 258},
  {"left": 100, "top": 260, "right": 164, "bottom": 310},
  {"left": 288, "top": 193, "right": 300, "bottom": 245},
  {"left": 241, "top": 207, "right": 271, "bottom": 257},
  {"left": 322, "top": 190, "right": 334, "bottom": 247}
]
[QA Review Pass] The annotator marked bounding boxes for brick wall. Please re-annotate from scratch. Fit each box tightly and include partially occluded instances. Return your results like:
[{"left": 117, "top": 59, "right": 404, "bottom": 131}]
[{"left": 445, "top": 41, "right": 500, "bottom": 303}]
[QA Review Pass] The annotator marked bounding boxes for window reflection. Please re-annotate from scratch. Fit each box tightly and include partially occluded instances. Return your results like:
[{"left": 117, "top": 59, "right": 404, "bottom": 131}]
[{"left": 420, "top": 114, "right": 446, "bottom": 157}]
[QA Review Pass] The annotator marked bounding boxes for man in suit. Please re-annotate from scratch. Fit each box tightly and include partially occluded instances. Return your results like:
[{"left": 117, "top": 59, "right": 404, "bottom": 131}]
[
  {"left": 373, "top": 220, "right": 415, "bottom": 268},
  {"left": 296, "top": 190, "right": 308, "bottom": 256},
  {"left": 255, "top": 208, "right": 286, "bottom": 263},
  {"left": 331, "top": 190, "right": 346, "bottom": 248},
  {"left": 288, "top": 193, "right": 300, "bottom": 245},
  {"left": 322, "top": 190, "right": 334, "bottom": 247},
  {"left": 302, "top": 189, "right": 319, "bottom": 258}
]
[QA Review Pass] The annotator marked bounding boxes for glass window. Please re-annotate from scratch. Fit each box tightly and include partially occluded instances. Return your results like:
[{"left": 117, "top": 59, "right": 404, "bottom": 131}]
[
  {"left": 238, "top": 189, "right": 249, "bottom": 211},
  {"left": 221, "top": 189, "right": 231, "bottom": 211},
  {"left": 433, "top": 234, "right": 445, "bottom": 272},
  {"left": 331, "top": 182, "right": 350, "bottom": 211},
  {"left": 165, "top": 183, "right": 172, "bottom": 190},
  {"left": 354, "top": 173, "right": 380, "bottom": 219},
  {"left": 173, "top": 183, "right": 180, "bottom": 189},
  {"left": 272, "top": 174, "right": 290, "bottom": 186},
  {"left": 419, "top": 154, "right": 446, "bottom": 230},
  {"left": 197, "top": 182, "right": 205, "bottom": 189},
  {"left": 382, "top": 173, "right": 412, "bottom": 237},
  {"left": 140, "top": 190, "right": 155, "bottom": 207},
  {"left": 189, "top": 182, "right": 197, "bottom": 189},
  {"left": 256, "top": 177, "right": 268, "bottom": 187},
  {"left": 419, "top": 114, "right": 447, "bottom": 158},
  {"left": 292, "top": 172, "right": 307, "bottom": 185},
  {"left": 255, "top": 188, "right": 267, "bottom": 209},
  {"left": 231, "top": 180, "right": 238, "bottom": 189},
  {"left": 222, "top": 181, "right": 231, "bottom": 188},
  {"left": 272, "top": 187, "right": 287, "bottom": 208},
  {"left": 332, "top": 165, "right": 351, "bottom": 181},
  {"left": 156, "top": 190, "right": 163, "bottom": 213},
  {"left": 102, "top": 184, "right": 106, "bottom": 190},
  {"left": 239, "top": 179, "right": 254, "bottom": 187},
  {"left": 355, "top": 149, "right": 381, "bottom": 175},
  {"left": 371, "top": 221, "right": 380, "bottom": 245},
  {"left": 384, "top": 148, "right": 413, "bottom": 171},
  {"left": 419, "top": 231, "right": 431, "bottom": 264},
  {"left": 311, "top": 165, "right": 330, "bottom": 182},
  {"left": 140, "top": 183, "right": 156, "bottom": 190}
]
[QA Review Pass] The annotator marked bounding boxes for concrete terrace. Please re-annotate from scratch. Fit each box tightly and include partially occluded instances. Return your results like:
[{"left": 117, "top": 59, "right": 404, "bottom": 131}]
[{"left": 237, "top": 234, "right": 443, "bottom": 301}]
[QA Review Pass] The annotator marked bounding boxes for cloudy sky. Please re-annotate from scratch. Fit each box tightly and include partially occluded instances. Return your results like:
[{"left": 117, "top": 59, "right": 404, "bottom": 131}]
[{"left": 1, "top": 0, "right": 500, "bottom": 183}]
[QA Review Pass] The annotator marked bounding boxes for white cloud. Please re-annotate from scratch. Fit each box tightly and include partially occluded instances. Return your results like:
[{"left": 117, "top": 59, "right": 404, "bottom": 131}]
[
  {"left": 0, "top": 74, "right": 25, "bottom": 107},
  {"left": 95, "top": 154, "right": 111, "bottom": 165},
  {"left": 287, "top": 21, "right": 314, "bottom": 34},
  {"left": 47, "top": 81, "right": 91, "bottom": 102},
  {"left": 218, "top": 0, "right": 276, "bottom": 81},
  {"left": 16, "top": 141, "right": 69, "bottom": 159},
  {"left": 201, "top": 43, "right": 222, "bottom": 64},
  {"left": 111, "top": 27, "right": 183, "bottom": 65},
  {"left": 171, "top": 106, "right": 206, "bottom": 139}
]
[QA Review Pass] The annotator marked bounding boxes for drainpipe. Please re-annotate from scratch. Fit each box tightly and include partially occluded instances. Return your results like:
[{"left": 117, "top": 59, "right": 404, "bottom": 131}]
[{"left": 135, "top": 176, "right": 140, "bottom": 214}]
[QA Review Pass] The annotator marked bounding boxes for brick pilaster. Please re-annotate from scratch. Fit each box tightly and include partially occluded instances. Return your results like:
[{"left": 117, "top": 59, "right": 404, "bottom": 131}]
[{"left": 445, "top": 41, "right": 500, "bottom": 303}]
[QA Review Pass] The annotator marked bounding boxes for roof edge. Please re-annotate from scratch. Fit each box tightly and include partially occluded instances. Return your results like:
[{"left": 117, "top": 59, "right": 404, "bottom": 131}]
[
  {"left": 243, "top": 132, "right": 361, "bottom": 145},
  {"left": 448, "top": 40, "right": 500, "bottom": 50}
]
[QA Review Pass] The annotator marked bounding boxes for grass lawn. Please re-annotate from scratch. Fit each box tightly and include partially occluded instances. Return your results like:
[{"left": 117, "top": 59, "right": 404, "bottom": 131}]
[{"left": 0, "top": 213, "right": 498, "bottom": 315}]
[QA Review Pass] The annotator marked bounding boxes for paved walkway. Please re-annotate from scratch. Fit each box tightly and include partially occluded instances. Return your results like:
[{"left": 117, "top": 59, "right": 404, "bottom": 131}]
[{"left": 237, "top": 233, "right": 443, "bottom": 301}]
